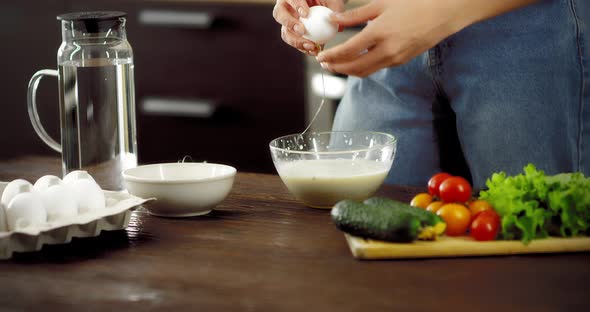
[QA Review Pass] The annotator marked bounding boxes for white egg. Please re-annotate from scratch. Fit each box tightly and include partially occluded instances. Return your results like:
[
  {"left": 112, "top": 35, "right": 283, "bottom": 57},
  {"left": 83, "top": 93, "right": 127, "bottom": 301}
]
[
  {"left": 39, "top": 184, "right": 78, "bottom": 222},
  {"left": 0, "top": 204, "right": 6, "bottom": 232},
  {"left": 5, "top": 192, "right": 47, "bottom": 231},
  {"left": 63, "top": 170, "right": 96, "bottom": 185},
  {"left": 300, "top": 6, "right": 338, "bottom": 45},
  {"left": 1, "top": 179, "right": 34, "bottom": 211},
  {"left": 68, "top": 179, "right": 105, "bottom": 214},
  {"left": 34, "top": 175, "right": 63, "bottom": 192}
]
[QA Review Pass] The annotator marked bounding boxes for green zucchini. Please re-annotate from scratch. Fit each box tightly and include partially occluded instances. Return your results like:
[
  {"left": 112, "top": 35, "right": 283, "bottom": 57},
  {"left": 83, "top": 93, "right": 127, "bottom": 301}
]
[
  {"left": 364, "top": 197, "right": 444, "bottom": 226},
  {"left": 331, "top": 197, "right": 446, "bottom": 243}
]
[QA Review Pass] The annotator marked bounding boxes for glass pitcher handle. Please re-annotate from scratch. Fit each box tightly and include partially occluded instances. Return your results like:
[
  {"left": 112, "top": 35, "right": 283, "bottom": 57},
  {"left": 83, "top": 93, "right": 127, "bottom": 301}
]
[{"left": 27, "top": 69, "right": 61, "bottom": 153}]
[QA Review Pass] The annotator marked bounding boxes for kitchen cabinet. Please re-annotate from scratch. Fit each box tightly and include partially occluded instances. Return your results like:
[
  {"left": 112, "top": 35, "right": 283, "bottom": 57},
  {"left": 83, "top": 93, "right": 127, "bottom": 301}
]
[
  {"left": 0, "top": 0, "right": 305, "bottom": 174},
  {"left": 0, "top": 0, "right": 64, "bottom": 158}
]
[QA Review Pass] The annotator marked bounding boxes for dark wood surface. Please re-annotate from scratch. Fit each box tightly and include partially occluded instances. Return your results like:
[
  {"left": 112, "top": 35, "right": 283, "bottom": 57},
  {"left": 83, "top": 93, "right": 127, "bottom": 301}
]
[{"left": 0, "top": 156, "right": 589, "bottom": 311}]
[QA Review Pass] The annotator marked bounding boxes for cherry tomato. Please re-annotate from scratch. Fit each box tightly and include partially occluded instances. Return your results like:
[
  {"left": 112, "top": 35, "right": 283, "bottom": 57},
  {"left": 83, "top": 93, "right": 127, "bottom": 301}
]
[
  {"left": 410, "top": 193, "right": 433, "bottom": 209},
  {"left": 428, "top": 173, "right": 452, "bottom": 197},
  {"left": 468, "top": 199, "right": 494, "bottom": 220},
  {"left": 436, "top": 203, "right": 472, "bottom": 236},
  {"left": 425, "top": 201, "right": 445, "bottom": 213},
  {"left": 439, "top": 176, "right": 472, "bottom": 203},
  {"left": 473, "top": 209, "right": 501, "bottom": 226},
  {"left": 470, "top": 210, "right": 500, "bottom": 241}
]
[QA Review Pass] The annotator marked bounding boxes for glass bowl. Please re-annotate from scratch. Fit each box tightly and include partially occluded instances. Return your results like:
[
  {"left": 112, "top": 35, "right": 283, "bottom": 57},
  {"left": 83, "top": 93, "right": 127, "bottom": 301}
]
[{"left": 269, "top": 131, "right": 397, "bottom": 208}]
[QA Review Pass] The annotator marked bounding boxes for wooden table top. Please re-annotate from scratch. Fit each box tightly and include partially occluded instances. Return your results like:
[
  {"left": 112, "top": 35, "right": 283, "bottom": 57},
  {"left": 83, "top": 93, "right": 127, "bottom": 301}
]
[{"left": 0, "top": 156, "right": 589, "bottom": 311}]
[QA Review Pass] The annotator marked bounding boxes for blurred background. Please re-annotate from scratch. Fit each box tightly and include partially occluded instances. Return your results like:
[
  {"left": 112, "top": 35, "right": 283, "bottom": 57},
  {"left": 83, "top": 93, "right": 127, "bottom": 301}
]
[{"left": 0, "top": 0, "right": 356, "bottom": 174}]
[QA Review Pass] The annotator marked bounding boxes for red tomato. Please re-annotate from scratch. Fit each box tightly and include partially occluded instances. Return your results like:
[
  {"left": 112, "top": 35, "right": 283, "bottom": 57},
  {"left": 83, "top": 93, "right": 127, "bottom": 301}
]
[
  {"left": 473, "top": 209, "right": 501, "bottom": 226},
  {"left": 468, "top": 200, "right": 494, "bottom": 221},
  {"left": 428, "top": 173, "right": 452, "bottom": 197},
  {"left": 470, "top": 210, "right": 500, "bottom": 241},
  {"left": 439, "top": 176, "right": 472, "bottom": 203}
]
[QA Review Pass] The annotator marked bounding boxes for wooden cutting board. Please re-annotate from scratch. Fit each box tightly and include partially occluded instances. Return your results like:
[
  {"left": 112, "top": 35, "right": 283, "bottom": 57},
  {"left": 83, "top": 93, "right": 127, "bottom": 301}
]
[{"left": 345, "top": 234, "right": 590, "bottom": 260}]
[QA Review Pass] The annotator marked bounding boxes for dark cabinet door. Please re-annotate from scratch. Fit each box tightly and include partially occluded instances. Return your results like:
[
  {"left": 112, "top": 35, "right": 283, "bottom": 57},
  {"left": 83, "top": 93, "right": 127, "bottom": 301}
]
[
  {"left": 0, "top": 0, "right": 65, "bottom": 159},
  {"left": 65, "top": 0, "right": 306, "bottom": 173}
]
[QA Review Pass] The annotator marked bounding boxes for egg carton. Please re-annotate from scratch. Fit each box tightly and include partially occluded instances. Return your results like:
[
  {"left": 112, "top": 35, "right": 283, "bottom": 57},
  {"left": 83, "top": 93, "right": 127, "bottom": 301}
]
[{"left": 0, "top": 182, "right": 151, "bottom": 259}]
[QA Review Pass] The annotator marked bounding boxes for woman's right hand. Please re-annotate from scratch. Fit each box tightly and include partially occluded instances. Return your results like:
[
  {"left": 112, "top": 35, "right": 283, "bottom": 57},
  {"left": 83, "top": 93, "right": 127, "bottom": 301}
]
[{"left": 273, "top": 0, "right": 345, "bottom": 56}]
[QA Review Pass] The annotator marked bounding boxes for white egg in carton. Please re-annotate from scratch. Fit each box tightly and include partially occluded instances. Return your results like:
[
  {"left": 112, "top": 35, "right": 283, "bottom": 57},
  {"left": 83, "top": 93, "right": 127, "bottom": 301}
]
[{"left": 0, "top": 171, "right": 151, "bottom": 259}]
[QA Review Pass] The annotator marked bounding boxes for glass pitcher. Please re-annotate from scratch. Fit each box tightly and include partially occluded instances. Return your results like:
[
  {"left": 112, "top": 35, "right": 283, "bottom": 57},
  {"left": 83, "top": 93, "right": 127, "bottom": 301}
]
[{"left": 27, "top": 11, "right": 137, "bottom": 191}]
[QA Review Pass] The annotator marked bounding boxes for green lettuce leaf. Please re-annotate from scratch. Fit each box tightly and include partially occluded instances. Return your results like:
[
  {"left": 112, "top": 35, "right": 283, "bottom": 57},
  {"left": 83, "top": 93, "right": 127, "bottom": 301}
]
[{"left": 478, "top": 164, "right": 590, "bottom": 243}]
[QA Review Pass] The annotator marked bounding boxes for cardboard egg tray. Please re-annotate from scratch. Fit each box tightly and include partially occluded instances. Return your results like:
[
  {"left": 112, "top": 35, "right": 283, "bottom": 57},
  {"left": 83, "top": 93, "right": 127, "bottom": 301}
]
[{"left": 0, "top": 182, "right": 151, "bottom": 259}]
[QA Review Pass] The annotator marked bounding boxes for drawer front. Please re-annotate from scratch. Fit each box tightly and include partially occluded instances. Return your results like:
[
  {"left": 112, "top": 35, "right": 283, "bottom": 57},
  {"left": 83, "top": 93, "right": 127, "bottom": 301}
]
[
  {"left": 67, "top": 1, "right": 306, "bottom": 173},
  {"left": 67, "top": 1, "right": 305, "bottom": 108},
  {"left": 137, "top": 111, "right": 298, "bottom": 173}
]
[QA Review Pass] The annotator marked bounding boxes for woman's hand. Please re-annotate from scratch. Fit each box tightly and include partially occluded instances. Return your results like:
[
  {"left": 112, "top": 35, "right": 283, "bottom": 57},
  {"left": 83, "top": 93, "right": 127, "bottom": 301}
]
[
  {"left": 316, "top": 0, "right": 538, "bottom": 77},
  {"left": 273, "top": 0, "right": 345, "bottom": 56}
]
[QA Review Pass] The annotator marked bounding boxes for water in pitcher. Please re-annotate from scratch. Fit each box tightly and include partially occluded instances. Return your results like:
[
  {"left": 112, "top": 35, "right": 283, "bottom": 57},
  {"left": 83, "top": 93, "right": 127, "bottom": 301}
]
[{"left": 58, "top": 58, "right": 137, "bottom": 190}]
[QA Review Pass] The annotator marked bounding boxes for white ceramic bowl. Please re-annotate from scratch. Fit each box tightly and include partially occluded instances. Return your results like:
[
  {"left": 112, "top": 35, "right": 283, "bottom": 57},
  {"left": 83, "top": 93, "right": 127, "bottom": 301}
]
[{"left": 122, "top": 163, "right": 236, "bottom": 217}]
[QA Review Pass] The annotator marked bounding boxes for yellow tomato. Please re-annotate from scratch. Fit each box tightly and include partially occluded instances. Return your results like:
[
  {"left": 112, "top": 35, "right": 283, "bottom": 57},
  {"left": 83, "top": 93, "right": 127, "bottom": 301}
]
[
  {"left": 410, "top": 193, "right": 433, "bottom": 209},
  {"left": 426, "top": 201, "right": 445, "bottom": 213},
  {"left": 436, "top": 203, "right": 472, "bottom": 236},
  {"left": 469, "top": 200, "right": 494, "bottom": 220}
]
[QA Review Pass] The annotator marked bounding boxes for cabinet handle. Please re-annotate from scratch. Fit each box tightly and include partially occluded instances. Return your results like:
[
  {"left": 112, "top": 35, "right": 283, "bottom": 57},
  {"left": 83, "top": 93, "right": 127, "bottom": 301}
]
[
  {"left": 138, "top": 10, "right": 214, "bottom": 29},
  {"left": 141, "top": 97, "right": 217, "bottom": 118}
]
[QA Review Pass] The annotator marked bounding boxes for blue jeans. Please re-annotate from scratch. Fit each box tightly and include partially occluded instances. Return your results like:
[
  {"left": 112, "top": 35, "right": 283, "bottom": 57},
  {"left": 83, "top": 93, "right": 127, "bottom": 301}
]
[{"left": 332, "top": 0, "right": 590, "bottom": 190}]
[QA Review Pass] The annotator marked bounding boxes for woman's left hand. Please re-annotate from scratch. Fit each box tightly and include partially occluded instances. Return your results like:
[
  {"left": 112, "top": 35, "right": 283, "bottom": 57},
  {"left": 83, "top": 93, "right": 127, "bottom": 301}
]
[{"left": 316, "top": 0, "right": 467, "bottom": 77}]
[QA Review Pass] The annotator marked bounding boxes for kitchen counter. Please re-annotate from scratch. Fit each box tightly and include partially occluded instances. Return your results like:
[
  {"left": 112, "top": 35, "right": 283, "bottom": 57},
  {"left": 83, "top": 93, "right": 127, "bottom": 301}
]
[{"left": 0, "top": 156, "right": 589, "bottom": 311}]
